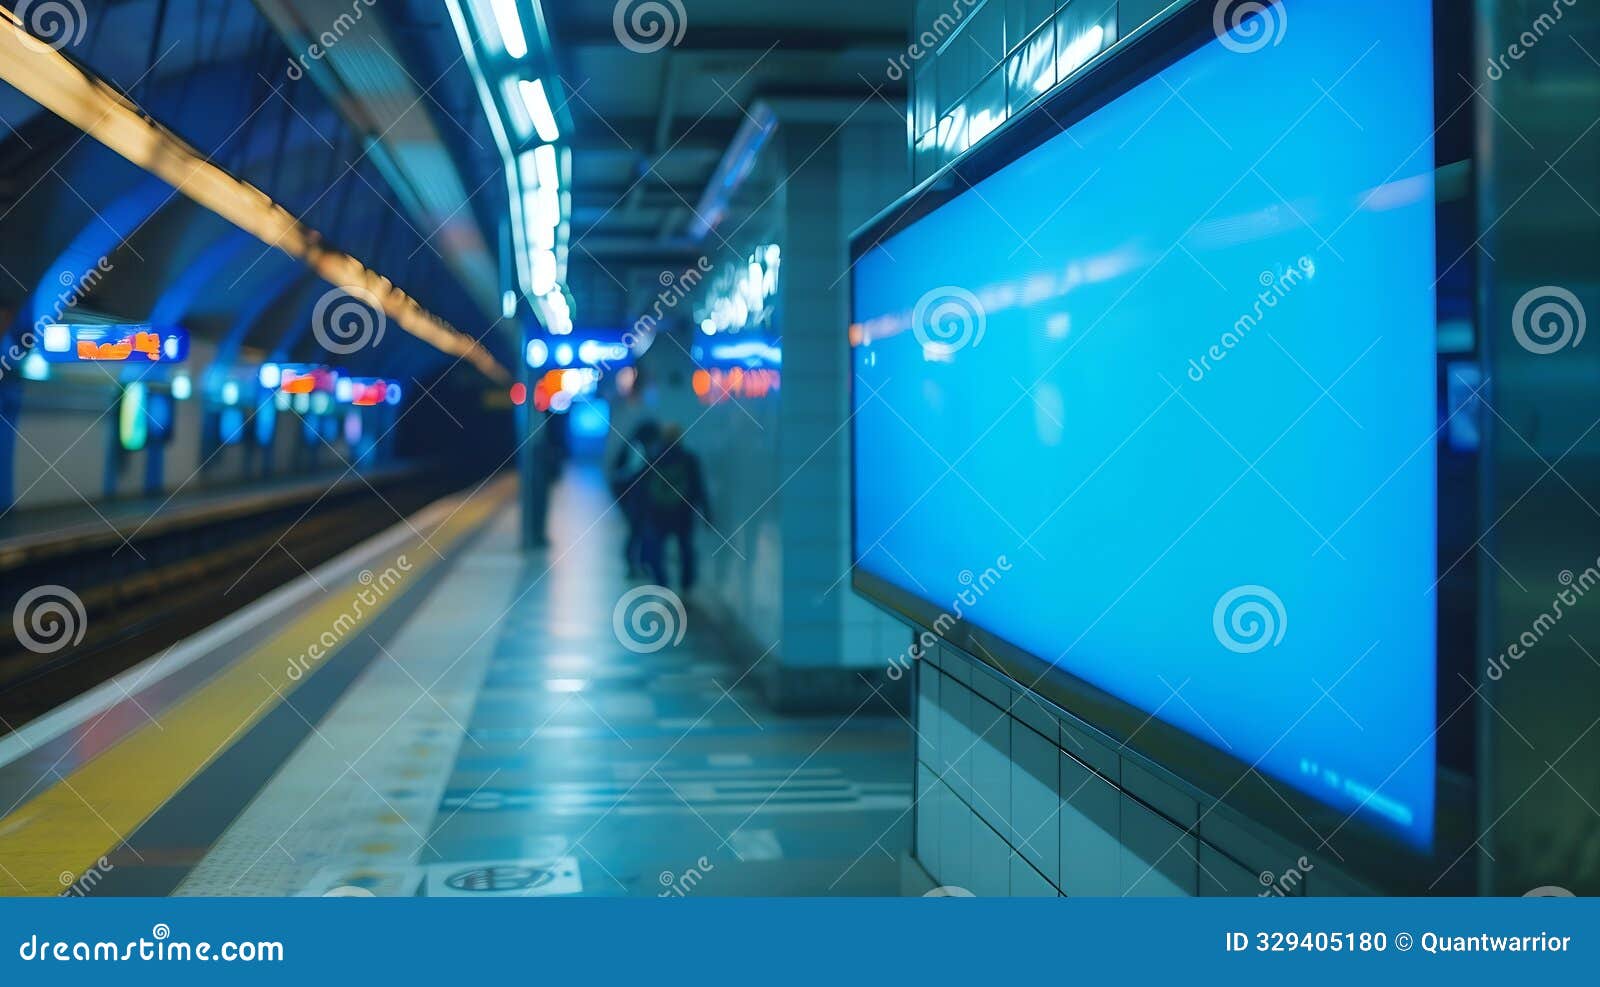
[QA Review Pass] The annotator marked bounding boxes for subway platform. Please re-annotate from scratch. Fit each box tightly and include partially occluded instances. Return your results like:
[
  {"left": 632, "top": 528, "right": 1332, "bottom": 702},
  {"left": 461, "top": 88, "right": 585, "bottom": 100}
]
[{"left": 0, "top": 472, "right": 911, "bottom": 897}]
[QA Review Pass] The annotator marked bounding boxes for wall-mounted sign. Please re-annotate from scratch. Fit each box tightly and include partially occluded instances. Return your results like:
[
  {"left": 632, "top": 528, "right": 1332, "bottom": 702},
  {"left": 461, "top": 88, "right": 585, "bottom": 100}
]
[
  {"left": 341, "top": 377, "right": 401, "bottom": 407},
  {"left": 40, "top": 323, "right": 189, "bottom": 364}
]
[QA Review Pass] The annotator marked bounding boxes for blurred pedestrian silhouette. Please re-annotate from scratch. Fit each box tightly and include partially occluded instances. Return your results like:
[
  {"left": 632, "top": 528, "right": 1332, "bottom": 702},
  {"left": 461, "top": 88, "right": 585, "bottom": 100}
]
[
  {"left": 609, "top": 419, "right": 661, "bottom": 577},
  {"left": 638, "top": 423, "right": 709, "bottom": 593}
]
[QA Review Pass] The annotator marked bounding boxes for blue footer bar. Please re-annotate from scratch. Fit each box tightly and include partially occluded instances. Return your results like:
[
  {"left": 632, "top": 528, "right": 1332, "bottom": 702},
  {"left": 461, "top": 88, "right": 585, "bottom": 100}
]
[{"left": 1, "top": 897, "right": 1591, "bottom": 984}]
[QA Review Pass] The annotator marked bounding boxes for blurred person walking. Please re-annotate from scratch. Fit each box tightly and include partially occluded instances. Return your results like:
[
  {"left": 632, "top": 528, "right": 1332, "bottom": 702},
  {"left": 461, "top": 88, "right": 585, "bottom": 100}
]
[{"left": 639, "top": 424, "right": 710, "bottom": 593}]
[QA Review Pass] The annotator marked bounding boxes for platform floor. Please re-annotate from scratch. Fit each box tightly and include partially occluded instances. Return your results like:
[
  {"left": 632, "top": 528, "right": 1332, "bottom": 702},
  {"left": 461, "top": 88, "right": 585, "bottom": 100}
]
[{"left": 0, "top": 468, "right": 911, "bottom": 897}]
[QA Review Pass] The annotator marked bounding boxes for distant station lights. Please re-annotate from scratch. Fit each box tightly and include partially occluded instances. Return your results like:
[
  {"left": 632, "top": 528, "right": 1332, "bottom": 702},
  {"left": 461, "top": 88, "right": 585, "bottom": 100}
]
[
  {"left": 257, "top": 363, "right": 403, "bottom": 409},
  {"left": 698, "top": 245, "right": 780, "bottom": 336},
  {"left": 39, "top": 323, "right": 189, "bottom": 364}
]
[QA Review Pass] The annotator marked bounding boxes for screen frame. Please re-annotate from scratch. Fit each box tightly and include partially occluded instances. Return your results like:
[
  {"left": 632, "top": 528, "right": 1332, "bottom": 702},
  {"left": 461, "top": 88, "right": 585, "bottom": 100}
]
[{"left": 847, "top": 0, "right": 1476, "bottom": 894}]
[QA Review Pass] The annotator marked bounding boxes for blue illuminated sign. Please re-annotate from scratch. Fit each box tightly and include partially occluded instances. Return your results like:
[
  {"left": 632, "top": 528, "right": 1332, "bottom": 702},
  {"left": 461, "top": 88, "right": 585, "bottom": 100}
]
[
  {"left": 852, "top": 0, "right": 1437, "bottom": 846},
  {"left": 40, "top": 324, "right": 189, "bottom": 364}
]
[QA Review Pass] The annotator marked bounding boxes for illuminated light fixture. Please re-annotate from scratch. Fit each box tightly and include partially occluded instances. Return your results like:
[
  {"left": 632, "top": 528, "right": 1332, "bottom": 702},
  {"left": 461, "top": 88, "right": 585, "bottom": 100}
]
[
  {"left": 1057, "top": 25, "right": 1106, "bottom": 80},
  {"left": 221, "top": 380, "right": 241, "bottom": 406},
  {"left": 488, "top": 0, "right": 528, "bottom": 58},
  {"left": 311, "top": 392, "right": 332, "bottom": 415},
  {"left": 336, "top": 376, "right": 354, "bottom": 403},
  {"left": 258, "top": 363, "right": 281, "bottom": 389},
  {"left": 533, "top": 144, "right": 559, "bottom": 190},
  {"left": 531, "top": 249, "right": 557, "bottom": 295},
  {"left": 119, "top": 383, "right": 148, "bottom": 452},
  {"left": 293, "top": 392, "right": 311, "bottom": 414},
  {"left": 171, "top": 372, "right": 193, "bottom": 400},
  {"left": 554, "top": 342, "right": 573, "bottom": 366},
  {"left": 502, "top": 290, "right": 517, "bottom": 319},
  {"left": 21, "top": 351, "right": 49, "bottom": 380},
  {"left": 42, "top": 323, "right": 70, "bottom": 352},
  {"left": 274, "top": 390, "right": 290, "bottom": 410},
  {"left": 385, "top": 383, "right": 403, "bottom": 406},
  {"left": 509, "top": 382, "right": 528, "bottom": 405},
  {"left": 517, "top": 79, "right": 560, "bottom": 143},
  {"left": 0, "top": 16, "right": 509, "bottom": 385},
  {"left": 526, "top": 338, "right": 548, "bottom": 368},
  {"left": 501, "top": 77, "right": 532, "bottom": 139},
  {"left": 344, "top": 411, "right": 362, "bottom": 444}
]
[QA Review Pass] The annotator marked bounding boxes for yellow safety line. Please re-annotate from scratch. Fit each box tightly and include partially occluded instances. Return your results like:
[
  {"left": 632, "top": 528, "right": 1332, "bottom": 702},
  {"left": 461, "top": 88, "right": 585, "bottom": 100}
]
[{"left": 0, "top": 479, "right": 512, "bottom": 895}]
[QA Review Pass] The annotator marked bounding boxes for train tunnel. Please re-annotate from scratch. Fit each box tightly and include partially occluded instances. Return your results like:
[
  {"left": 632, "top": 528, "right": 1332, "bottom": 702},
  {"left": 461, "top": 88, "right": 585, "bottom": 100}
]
[{"left": 0, "top": 0, "right": 1597, "bottom": 930}]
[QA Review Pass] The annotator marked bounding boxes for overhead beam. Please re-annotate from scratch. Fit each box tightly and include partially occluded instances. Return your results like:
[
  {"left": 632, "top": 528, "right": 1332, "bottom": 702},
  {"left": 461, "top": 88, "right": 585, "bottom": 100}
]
[{"left": 0, "top": 9, "right": 509, "bottom": 384}]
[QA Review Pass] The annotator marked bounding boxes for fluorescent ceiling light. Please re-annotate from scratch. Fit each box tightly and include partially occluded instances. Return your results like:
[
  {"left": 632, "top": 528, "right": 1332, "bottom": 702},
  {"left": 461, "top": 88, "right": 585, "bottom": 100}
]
[
  {"left": 489, "top": 0, "right": 528, "bottom": 59},
  {"left": 533, "top": 144, "right": 558, "bottom": 189},
  {"left": 501, "top": 77, "right": 532, "bottom": 139},
  {"left": 517, "top": 79, "right": 560, "bottom": 143},
  {"left": 531, "top": 249, "right": 557, "bottom": 295}
]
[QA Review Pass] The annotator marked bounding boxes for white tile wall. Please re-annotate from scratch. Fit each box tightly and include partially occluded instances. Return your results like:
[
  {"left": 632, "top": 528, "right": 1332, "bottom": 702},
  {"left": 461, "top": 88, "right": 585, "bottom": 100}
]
[{"left": 913, "top": 642, "right": 1365, "bottom": 896}]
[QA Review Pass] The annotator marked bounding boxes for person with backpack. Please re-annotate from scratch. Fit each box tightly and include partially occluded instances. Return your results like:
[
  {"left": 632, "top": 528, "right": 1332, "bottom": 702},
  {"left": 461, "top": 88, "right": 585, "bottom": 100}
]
[{"left": 639, "top": 423, "right": 710, "bottom": 593}]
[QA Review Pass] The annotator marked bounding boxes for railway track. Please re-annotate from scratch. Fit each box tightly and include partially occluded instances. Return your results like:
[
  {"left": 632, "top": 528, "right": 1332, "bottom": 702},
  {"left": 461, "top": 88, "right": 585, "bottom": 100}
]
[{"left": 0, "top": 469, "right": 488, "bottom": 731}]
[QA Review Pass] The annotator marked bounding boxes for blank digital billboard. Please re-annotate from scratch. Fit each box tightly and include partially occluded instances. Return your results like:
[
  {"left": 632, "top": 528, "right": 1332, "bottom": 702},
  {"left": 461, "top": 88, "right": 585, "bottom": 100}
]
[{"left": 851, "top": 0, "right": 1438, "bottom": 847}]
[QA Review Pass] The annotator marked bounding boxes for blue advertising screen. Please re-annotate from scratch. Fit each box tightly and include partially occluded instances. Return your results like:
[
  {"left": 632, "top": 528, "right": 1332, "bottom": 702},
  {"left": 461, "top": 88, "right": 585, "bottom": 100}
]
[{"left": 852, "top": 0, "right": 1438, "bottom": 846}]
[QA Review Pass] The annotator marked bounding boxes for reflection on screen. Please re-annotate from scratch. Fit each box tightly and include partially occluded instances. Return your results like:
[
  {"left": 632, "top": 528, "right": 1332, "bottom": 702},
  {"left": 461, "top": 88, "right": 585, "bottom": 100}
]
[{"left": 852, "top": 0, "right": 1437, "bottom": 846}]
